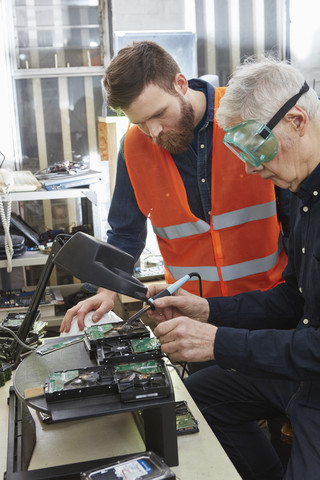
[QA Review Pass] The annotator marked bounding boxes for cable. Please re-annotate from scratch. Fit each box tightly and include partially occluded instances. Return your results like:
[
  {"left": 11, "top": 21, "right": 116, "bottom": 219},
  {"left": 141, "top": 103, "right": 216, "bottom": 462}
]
[
  {"left": 0, "top": 195, "right": 13, "bottom": 272},
  {"left": 0, "top": 325, "right": 37, "bottom": 351},
  {"left": 179, "top": 362, "right": 190, "bottom": 378},
  {"left": 164, "top": 359, "right": 184, "bottom": 378},
  {"left": 187, "top": 272, "right": 203, "bottom": 298}
]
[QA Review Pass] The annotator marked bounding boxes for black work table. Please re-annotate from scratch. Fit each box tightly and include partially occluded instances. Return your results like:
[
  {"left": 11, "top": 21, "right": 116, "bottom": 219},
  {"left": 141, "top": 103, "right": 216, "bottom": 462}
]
[{"left": 1, "top": 337, "right": 241, "bottom": 480}]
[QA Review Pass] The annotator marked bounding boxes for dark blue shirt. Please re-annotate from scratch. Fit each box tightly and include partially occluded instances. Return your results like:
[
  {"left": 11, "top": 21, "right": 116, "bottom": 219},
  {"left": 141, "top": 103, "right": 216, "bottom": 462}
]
[
  {"left": 210, "top": 163, "right": 320, "bottom": 381},
  {"left": 107, "top": 79, "right": 291, "bottom": 262}
]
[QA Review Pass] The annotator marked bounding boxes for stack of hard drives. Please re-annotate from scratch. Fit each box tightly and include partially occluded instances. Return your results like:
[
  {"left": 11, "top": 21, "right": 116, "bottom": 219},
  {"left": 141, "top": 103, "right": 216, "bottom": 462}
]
[
  {"left": 0, "top": 311, "right": 47, "bottom": 353},
  {"left": 44, "top": 318, "right": 171, "bottom": 404}
]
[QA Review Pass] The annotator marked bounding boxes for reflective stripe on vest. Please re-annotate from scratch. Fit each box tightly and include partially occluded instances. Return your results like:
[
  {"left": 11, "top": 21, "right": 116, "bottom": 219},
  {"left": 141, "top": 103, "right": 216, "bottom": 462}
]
[
  {"left": 154, "top": 201, "right": 276, "bottom": 240},
  {"left": 212, "top": 201, "right": 276, "bottom": 230},
  {"left": 154, "top": 219, "right": 210, "bottom": 240},
  {"left": 167, "top": 236, "right": 283, "bottom": 282}
]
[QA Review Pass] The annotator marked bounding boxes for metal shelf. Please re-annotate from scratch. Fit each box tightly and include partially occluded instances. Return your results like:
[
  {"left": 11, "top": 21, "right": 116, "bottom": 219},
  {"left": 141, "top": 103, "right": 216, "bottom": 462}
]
[
  {"left": 0, "top": 186, "right": 99, "bottom": 271},
  {"left": 0, "top": 187, "right": 97, "bottom": 204},
  {"left": 0, "top": 250, "right": 48, "bottom": 269},
  {"left": 0, "top": 179, "right": 108, "bottom": 291}
]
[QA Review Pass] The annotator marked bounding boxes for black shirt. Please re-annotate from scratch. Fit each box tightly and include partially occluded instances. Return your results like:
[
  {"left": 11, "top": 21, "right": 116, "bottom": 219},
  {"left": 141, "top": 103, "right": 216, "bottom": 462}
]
[{"left": 209, "top": 163, "right": 320, "bottom": 381}]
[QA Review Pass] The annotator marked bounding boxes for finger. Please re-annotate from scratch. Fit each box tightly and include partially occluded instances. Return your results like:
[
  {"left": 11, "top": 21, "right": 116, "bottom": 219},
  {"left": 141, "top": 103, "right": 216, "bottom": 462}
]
[
  {"left": 154, "top": 317, "right": 180, "bottom": 338},
  {"left": 76, "top": 312, "right": 86, "bottom": 331},
  {"left": 153, "top": 295, "right": 185, "bottom": 310},
  {"left": 158, "top": 334, "right": 191, "bottom": 362},
  {"left": 161, "top": 344, "right": 187, "bottom": 363},
  {"left": 60, "top": 307, "right": 78, "bottom": 332},
  {"left": 148, "top": 309, "right": 167, "bottom": 323},
  {"left": 91, "top": 303, "right": 113, "bottom": 322},
  {"left": 147, "top": 283, "right": 170, "bottom": 298}
]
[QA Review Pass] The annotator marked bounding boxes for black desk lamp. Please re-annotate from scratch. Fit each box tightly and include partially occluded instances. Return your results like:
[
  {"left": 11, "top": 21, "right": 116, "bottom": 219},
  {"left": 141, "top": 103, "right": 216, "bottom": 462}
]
[
  {"left": 0, "top": 232, "right": 148, "bottom": 367},
  {"left": 53, "top": 232, "right": 148, "bottom": 301}
]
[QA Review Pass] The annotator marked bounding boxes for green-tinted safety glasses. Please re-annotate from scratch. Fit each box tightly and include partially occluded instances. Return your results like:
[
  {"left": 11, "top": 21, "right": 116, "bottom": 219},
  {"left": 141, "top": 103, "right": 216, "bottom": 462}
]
[{"left": 223, "top": 81, "right": 310, "bottom": 167}]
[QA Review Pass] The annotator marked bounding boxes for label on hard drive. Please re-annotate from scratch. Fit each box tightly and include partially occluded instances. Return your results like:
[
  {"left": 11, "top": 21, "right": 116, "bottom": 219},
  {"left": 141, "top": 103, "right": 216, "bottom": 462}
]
[
  {"left": 81, "top": 451, "right": 175, "bottom": 479},
  {"left": 114, "top": 458, "right": 152, "bottom": 478}
]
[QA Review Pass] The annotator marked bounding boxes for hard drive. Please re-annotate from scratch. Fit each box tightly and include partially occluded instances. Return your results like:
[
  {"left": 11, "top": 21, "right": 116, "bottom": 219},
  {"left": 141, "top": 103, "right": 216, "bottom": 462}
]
[
  {"left": 95, "top": 337, "right": 162, "bottom": 366},
  {"left": 81, "top": 451, "right": 175, "bottom": 479},
  {"left": 84, "top": 319, "right": 150, "bottom": 358},
  {"left": 115, "top": 360, "right": 170, "bottom": 403},
  {"left": 175, "top": 401, "right": 199, "bottom": 435},
  {"left": 44, "top": 365, "right": 117, "bottom": 402}
]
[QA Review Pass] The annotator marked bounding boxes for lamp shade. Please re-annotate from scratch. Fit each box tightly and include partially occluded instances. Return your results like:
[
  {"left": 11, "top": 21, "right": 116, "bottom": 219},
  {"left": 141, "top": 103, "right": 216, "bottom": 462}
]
[{"left": 53, "top": 232, "right": 148, "bottom": 301}]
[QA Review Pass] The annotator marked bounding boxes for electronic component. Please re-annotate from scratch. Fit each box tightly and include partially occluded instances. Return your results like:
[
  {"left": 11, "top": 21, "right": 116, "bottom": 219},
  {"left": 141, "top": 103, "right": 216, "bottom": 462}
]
[
  {"left": 1, "top": 311, "right": 41, "bottom": 331},
  {"left": 44, "top": 365, "right": 117, "bottom": 402},
  {"left": 0, "top": 287, "right": 57, "bottom": 309},
  {"left": 39, "top": 169, "right": 102, "bottom": 191},
  {"left": 175, "top": 401, "right": 199, "bottom": 435},
  {"left": 36, "top": 336, "right": 83, "bottom": 355},
  {"left": 95, "top": 339, "right": 132, "bottom": 365},
  {"left": 131, "top": 337, "right": 161, "bottom": 353},
  {"left": 0, "top": 311, "right": 46, "bottom": 350},
  {"left": 83, "top": 319, "right": 150, "bottom": 357},
  {"left": 134, "top": 264, "right": 165, "bottom": 282},
  {"left": 81, "top": 451, "right": 175, "bottom": 480},
  {"left": 115, "top": 360, "right": 170, "bottom": 402},
  {"left": 0, "top": 363, "right": 12, "bottom": 386},
  {"left": 95, "top": 337, "right": 162, "bottom": 366}
]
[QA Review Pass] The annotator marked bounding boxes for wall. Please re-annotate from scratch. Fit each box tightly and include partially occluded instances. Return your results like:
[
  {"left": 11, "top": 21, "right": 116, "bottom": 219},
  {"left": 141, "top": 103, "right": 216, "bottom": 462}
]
[
  {"left": 290, "top": 0, "right": 320, "bottom": 94},
  {"left": 196, "top": 0, "right": 287, "bottom": 85},
  {"left": 112, "top": 0, "right": 188, "bottom": 31},
  {"left": 0, "top": 0, "right": 16, "bottom": 169}
]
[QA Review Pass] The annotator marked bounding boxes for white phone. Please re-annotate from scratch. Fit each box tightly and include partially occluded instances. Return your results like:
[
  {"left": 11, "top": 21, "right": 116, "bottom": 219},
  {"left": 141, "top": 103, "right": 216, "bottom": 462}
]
[
  {"left": 0, "top": 169, "right": 41, "bottom": 193},
  {"left": 0, "top": 169, "right": 14, "bottom": 192}
]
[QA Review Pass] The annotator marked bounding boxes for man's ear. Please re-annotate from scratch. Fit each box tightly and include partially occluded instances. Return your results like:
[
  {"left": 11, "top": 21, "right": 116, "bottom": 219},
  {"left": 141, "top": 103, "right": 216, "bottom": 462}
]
[
  {"left": 285, "top": 106, "right": 308, "bottom": 136},
  {"left": 174, "top": 73, "right": 188, "bottom": 94}
]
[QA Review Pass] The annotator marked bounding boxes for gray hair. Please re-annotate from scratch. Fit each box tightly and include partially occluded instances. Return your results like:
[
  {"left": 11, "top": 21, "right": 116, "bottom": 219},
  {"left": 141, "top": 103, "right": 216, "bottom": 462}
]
[{"left": 216, "top": 56, "right": 320, "bottom": 128}]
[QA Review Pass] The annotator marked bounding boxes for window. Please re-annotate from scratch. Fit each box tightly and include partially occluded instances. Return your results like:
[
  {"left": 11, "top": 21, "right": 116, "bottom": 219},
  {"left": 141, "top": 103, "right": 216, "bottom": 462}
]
[
  {"left": 11, "top": 0, "right": 105, "bottom": 172},
  {"left": 2, "top": 0, "right": 111, "bottom": 287}
]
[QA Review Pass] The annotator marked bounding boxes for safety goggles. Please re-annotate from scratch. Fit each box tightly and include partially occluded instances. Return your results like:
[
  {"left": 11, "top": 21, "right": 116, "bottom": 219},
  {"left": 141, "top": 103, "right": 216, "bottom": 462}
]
[{"left": 223, "top": 81, "right": 309, "bottom": 167}]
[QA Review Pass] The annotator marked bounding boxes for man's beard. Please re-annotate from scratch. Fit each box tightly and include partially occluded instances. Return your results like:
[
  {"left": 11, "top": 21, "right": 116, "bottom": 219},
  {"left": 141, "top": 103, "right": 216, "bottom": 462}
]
[{"left": 153, "top": 96, "right": 195, "bottom": 154}]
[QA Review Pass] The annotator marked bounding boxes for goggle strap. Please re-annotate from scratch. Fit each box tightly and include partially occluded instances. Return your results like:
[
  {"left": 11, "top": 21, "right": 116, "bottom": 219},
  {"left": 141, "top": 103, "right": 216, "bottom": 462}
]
[{"left": 259, "top": 81, "right": 309, "bottom": 139}]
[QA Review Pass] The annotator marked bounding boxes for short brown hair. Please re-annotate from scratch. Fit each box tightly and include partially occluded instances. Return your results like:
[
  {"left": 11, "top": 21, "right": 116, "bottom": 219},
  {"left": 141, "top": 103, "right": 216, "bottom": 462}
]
[{"left": 103, "top": 41, "right": 180, "bottom": 112}]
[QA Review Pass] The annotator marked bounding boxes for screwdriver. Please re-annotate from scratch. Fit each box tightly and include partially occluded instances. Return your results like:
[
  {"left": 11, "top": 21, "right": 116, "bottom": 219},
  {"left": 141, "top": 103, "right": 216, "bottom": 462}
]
[{"left": 126, "top": 273, "right": 195, "bottom": 324}]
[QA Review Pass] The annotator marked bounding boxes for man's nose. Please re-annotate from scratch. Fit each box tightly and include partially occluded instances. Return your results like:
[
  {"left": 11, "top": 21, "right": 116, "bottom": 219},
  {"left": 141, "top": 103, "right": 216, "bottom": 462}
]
[
  {"left": 146, "top": 119, "right": 162, "bottom": 138},
  {"left": 245, "top": 162, "right": 263, "bottom": 175}
]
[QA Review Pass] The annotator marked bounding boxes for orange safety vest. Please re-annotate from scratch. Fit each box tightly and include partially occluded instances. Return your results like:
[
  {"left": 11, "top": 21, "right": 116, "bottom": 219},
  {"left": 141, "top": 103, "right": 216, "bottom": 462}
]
[{"left": 124, "top": 87, "right": 288, "bottom": 297}]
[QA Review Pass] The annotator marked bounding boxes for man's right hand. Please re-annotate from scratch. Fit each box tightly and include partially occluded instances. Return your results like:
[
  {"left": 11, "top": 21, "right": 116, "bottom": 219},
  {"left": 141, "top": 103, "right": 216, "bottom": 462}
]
[
  {"left": 60, "top": 288, "right": 117, "bottom": 333},
  {"left": 147, "top": 284, "right": 210, "bottom": 324}
]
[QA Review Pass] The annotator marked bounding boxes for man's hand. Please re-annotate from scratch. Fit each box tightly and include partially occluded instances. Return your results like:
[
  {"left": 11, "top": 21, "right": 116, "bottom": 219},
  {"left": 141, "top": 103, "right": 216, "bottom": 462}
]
[
  {"left": 60, "top": 288, "right": 117, "bottom": 333},
  {"left": 154, "top": 317, "right": 217, "bottom": 363},
  {"left": 147, "top": 284, "right": 209, "bottom": 323}
]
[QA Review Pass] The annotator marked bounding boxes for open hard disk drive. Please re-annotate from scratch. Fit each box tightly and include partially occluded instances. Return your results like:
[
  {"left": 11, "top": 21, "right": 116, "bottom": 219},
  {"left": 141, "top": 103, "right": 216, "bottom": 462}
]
[
  {"left": 114, "top": 360, "right": 171, "bottom": 402},
  {"left": 44, "top": 365, "right": 117, "bottom": 402},
  {"left": 96, "top": 337, "right": 162, "bottom": 366},
  {"left": 83, "top": 319, "right": 150, "bottom": 358}
]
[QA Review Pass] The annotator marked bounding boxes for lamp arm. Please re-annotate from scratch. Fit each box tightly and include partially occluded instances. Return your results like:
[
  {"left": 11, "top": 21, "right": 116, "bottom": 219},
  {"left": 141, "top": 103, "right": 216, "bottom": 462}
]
[{"left": 6, "top": 234, "right": 70, "bottom": 367}]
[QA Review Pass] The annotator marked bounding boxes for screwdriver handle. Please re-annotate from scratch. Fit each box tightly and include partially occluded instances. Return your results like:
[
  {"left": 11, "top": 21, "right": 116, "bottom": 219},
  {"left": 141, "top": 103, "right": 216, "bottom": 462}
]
[{"left": 147, "top": 274, "right": 192, "bottom": 309}]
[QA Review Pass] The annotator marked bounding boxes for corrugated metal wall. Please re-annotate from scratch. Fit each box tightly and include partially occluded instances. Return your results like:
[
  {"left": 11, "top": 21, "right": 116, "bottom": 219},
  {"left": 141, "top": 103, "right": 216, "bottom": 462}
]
[{"left": 196, "top": 0, "right": 289, "bottom": 85}]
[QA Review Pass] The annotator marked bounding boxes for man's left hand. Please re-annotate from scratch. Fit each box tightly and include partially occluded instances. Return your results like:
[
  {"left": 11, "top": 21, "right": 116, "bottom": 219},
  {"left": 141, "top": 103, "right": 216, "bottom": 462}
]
[{"left": 154, "top": 317, "right": 217, "bottom": 363}]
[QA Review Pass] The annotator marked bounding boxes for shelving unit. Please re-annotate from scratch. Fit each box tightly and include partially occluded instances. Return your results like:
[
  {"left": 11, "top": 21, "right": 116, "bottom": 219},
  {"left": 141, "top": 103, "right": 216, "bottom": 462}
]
[
  {"left": 0, "top": 178, "right": 110, "bottom": 291},
  {"left": 0, "top": 186, "right": 101, "bottom": 269},
  {"left": 0, "top": 186, "right": 97, "bottom": 269}
]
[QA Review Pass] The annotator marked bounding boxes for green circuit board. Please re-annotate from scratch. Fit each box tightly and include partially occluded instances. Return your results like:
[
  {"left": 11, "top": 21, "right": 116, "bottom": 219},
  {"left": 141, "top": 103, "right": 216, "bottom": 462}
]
[
  {"left": 114, "top": 360, "right": 162, "bottom": 374},
  {"left": 130, "top": 337, "right": 160, "bottom": 353}
]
